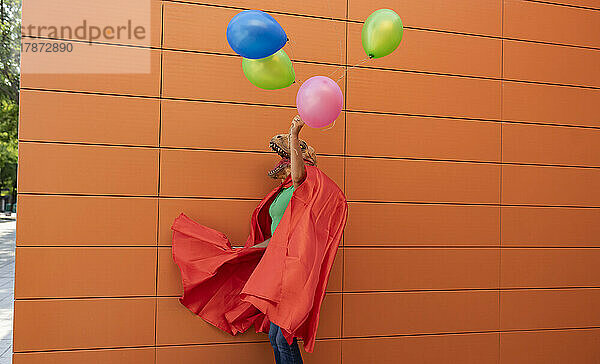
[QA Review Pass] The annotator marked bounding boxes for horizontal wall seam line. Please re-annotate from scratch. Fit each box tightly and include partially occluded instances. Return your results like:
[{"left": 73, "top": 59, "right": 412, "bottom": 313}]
[
  {"left": 403, "top": 26, "right": 499, "bottom": 41},
  {"left": 162, "top": 46, "right": 600, "bottom": 83},
  {"left": 343, "top": 246, "right": 600, "bottom": 249},
  {"left": 163, "top": 0, "right": 502, "bottom": 40},
  {"left": 16, "top": 118, "right": 600, "bottom": 132},
  {"left": 14, "top": 293, "right": 342, "bottom": 301},
  {"left": 21, "top": 84, "right": 599, "bottom": 106},
  {"left": 16, "top": 245, "right": 160, "bottom": 248},
  {"left": 344, "top": 287, "right": 600, "bottom": 294},
  {"left": 21, "top": 35, "right": 160, "bottom": 51},
  {"left": 21, "top": 81, "right": 599, "bottom": 110},
  {"left": 16, "top": 141, "right": 600, "bottom": 169},
  {"left": 13, "top": 345, "right": 157, "bottom": 355},
  {"left": 163, "top": 48, "right": 505, "bottom": 81},
  {"left": 13, "top": 326, "right": 600, "bottom": 354},
  {"left": 341, "top": 326, "right": 600, "bottom": 340},
  {"left": 306, "top": 62, "right": 502, "bottom": 81},
  {"left": 19, "top": 90, "right": 600, "bottom": 130},
  {"left": 19, "top": 89, "right": 506, "bottom": 120},
  {"left": 163, "top": 0, "right": 600, "bottom": 42},
  {"left": 9, "top": 338, "right": 355, "bottom": 354},
  {"left": 347, "top": 201, "right": 600, "bottom": 208},
  {"left": 16, "top": 192, "right": 265, "bottom": 201},
  {"left": 16, "top": 244, "right": 341, "bottom": 248},
  {"left": 503, "top": 36, "right": 600, "bottom": 51},
  {"left": 19, "top": 87, "right": 159, "bottom": 99},
  {"left": 498, "top": 120, "right": 600, "bottom": 130},
  {"left": 162, "top": 0, "right": 351, "bottom": 22},
  {"left": 501, "top": 161, "right": 600, "bottom": 169},
  {"left": 20, "top": 48, "right": 599, "bottom": 90},
  {"left": 18, "top": 139, "right": 159, "bottom": 149},
  {"left": 23, "top": 27, "right": 600, "bottom": 53},
  {"left": 523, "top": 0, "right": 600, "bottom": 11},
  {"left": 15, "top": 193, "right": 600, "bottom": 208},
  {"left": 492, "top": 245, "right": 600, "bottom": 248},
  {"left": 15, "top": 296, "right": 159, "bottom": 301},
  {"left": 16, "top": 245, "right": 600, "bottom": 249},
  {"left": 343, "top": 287, "right": 600, "bottom": 294},
  {"left": 163, "top": 48, "right": 600, "bottom": 87},
  {"left": 15, "top": 287, "right": 600, "bottom": 301},
  {"left": 152, "top": 338, "right": 339, "bottom": 348},
  {"left": 501, "top": 77, "right": 600, "bottom": 90},
  {"left": 500, "top": 285, "right": 600, "bottom": 290},
  {"left": 17, "top": 192, "right": 161, "bottom": 198},
  {"left": 344, "top": 155, "right": 600, "bottom": 169},
  {"left": 17, "top": 243, "right": 160, "bottom": 250},
  {"left": 21, "top": 25, "right": 502, "bottom": 48},
  {"left": 490, "top": 326, "right": 600, "bottom": 333},
  {"left": 337, "top": 287, "right": 600, "bottom": 294}
]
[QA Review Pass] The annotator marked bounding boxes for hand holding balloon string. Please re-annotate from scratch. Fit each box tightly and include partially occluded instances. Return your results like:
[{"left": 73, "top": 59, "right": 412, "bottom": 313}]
[
  {"left": 289, "top": 115, "right": 304, "bottom": 158},
  {"left": 290, "top": 115, "right": 304, "bottom": 137}
]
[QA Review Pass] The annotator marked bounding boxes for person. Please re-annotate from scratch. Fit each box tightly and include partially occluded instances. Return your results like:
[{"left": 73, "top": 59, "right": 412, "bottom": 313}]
[
  {"left": 250, "top": 114, "right": 314, "bottom": 248},
  {"left": 171, "top": 114, "right": 347, "bottom": 360},
  {"left": 247, "top": 115, "right": 311, "bottom": 363}
]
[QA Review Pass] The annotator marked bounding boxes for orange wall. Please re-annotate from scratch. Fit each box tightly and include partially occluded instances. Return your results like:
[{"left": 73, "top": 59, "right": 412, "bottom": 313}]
[{"left": 14, "top": 0, "right": 600, "bottom": 363}]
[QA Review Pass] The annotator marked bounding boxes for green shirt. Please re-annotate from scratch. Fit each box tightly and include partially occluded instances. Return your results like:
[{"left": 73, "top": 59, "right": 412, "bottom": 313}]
[{"left": 269, "top": 185, "right": 295, "bottom": 235}]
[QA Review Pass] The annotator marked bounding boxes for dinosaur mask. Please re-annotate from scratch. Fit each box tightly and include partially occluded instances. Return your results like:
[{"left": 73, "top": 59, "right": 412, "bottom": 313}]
[{"left": 267, "top": 133, "right": 317, "bottom": 180}]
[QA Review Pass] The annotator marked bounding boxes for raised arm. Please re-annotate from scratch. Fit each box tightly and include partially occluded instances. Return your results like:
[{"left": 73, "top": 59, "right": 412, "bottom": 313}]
[{"left": 289, "top": 115, "right": 307, "bottom": 188}]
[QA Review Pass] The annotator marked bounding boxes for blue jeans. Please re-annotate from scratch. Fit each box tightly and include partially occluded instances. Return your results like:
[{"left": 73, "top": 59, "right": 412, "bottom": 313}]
[{"left": 269, "top": 322, "right": 303, "bottom": 364}]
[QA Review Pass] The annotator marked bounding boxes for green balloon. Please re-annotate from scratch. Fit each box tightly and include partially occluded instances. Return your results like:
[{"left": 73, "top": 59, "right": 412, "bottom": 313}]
[
  {"left": 361, "top": 9, "right": 403, "bottom": 59},
  {"left": 242, "top": 49, "right": 295, "bottom": 90}
]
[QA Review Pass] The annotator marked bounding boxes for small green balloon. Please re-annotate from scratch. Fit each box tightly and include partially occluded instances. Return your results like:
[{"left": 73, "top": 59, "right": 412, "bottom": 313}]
[
  {"left": 361, "top": 9, "right": 403, "bottom": 59},
  {"left": 242, "top": 49, "right": 295, "bottom": 90}
]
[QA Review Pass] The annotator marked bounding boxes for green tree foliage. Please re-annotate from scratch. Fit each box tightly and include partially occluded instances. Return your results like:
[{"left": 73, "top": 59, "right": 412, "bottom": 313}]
[
  {"left": 0, "top": 0, "right": 20, "bottom": 206},
  {"left": 0, "top": 99, "right": 17, "bottom": 197},
  {"left": 0, "top": 0, "right": 19, "bottom": 103}
]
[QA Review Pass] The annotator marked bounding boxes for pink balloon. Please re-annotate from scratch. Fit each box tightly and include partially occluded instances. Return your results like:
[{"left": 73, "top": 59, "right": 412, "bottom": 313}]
[{"left": 296, "top": 76, "right": 343, "bottom": 128}]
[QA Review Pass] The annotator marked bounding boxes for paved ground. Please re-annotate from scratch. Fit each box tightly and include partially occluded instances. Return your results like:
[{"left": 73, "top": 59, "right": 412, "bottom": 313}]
[{"left": 0, "top": 219, "right": 15, "bottom": 364}]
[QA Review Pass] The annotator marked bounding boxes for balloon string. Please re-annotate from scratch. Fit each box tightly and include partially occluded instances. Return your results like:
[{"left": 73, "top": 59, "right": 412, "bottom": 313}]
[
  {"left": 286, "top": 39, "right": 302, "bottom": 85},
  {"left": 319, "top": 119, "right": 337, "bottom": 132},
  {"left": 296, "top": 0, "right": 351, "bottom": 133},
  {"left": 338, "top": 39, "right": 343, "bottom": 72},
  {"left": 326, "top": 39, "right": 345, "bottom": 79},
  {"left": 335, "top": 57, "right": 370, "bottom": 84},
  {"left": 320, "top": 57, "right": 370, "bottom": 133},
  {"left": 327, "top": 65, "right": 346, "bottom": 79},
  {"left": 322, "top": 0, "right": 345, "bottom": 81}
]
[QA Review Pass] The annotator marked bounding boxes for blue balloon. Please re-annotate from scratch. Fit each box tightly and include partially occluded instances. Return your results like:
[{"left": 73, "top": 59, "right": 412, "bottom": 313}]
[{"left": 226, "top": 10, "right": 287, "bottom": 59}]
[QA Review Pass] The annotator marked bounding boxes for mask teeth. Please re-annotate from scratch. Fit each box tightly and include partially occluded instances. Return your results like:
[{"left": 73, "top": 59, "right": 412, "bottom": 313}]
[
  {"left": 267, "top": 159, "right": 290, "bottom": 177},
  {"left": 270, "top": 140, "right": 290, "bottom": 159}
]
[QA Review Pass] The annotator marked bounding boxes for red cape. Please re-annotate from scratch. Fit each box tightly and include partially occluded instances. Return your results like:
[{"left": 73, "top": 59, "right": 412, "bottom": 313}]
[{"left": 171, "top": 165, "right": 347, "bottom": 352}]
